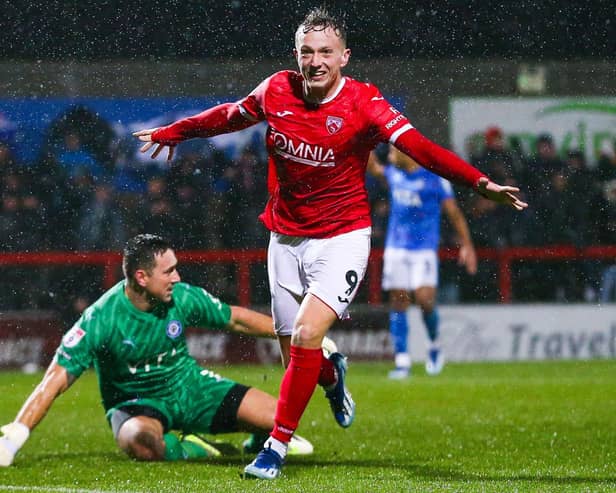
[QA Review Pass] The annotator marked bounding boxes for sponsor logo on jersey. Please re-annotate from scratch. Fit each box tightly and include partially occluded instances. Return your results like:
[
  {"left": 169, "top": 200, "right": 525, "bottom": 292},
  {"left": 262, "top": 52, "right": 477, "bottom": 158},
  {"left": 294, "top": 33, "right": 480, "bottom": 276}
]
[
  {"left": 57, "top": 348, "right": 72, "bottom": 360},
  {"left": 166, "top": 320, "right": 183, "bottom": 339},
  {"left": 62, "top": 326, "right": 86, "bottom": 348},
  {"left": 385, "top": 114, "right": 406, "bottom": 130},
  {"left": 276, "top": 110, "right": 294, "bottom": 117},
  {"left": 271, "top": 130, "right": 335, "bottom": 167},
  {"left": 371, "top": 96, "right": 384, "bottom": 101},
  {"left": 326, "top": 115, "right": 344, "bottom": 135}
]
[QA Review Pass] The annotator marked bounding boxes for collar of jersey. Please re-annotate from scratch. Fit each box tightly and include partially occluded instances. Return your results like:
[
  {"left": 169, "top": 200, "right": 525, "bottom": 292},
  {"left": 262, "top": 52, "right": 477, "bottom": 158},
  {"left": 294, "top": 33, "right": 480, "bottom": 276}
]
[
  {"left": 118, "top": 280, "right": 161, "bottom": 320},
  {"left": 310, "top": 77, "right": 346, "bottom": 105}
]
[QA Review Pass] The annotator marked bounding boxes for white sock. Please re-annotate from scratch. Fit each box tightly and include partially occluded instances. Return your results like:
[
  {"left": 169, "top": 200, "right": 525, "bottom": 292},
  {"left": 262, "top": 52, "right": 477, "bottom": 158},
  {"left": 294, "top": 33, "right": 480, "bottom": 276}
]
[
  {"left": 264, "top": 436, "right": 288, "bottom": 458},
  {"left": 394, "top": 352, "right": 411, "bottom": 369}
]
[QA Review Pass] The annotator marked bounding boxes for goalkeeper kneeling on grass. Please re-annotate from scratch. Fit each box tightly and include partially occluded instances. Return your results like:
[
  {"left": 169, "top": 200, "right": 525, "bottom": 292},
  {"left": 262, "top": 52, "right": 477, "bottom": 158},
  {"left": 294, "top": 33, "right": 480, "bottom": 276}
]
[{"left": 0, "top": 234, "right": 317, "bottom": 467}]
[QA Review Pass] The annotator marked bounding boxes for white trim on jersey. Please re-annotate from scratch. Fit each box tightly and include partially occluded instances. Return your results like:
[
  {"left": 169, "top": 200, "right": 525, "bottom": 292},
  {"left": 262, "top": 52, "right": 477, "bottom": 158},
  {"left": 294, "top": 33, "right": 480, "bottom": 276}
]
[
  {"left": 319, "top": 77, "right": 347, "bottom": 104},
  {"left": 238, "top": 103, "right": 259, "bottom": 121},
  {"left": 389, "top": 123, "right": 414, "bottom": 144}
]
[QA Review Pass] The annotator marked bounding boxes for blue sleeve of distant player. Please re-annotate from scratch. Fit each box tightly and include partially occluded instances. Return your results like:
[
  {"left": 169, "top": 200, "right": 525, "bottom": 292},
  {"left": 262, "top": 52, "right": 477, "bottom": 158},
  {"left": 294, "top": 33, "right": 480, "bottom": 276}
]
[{"left": 439, "top": 177, "right": 454, "bottom": 202}]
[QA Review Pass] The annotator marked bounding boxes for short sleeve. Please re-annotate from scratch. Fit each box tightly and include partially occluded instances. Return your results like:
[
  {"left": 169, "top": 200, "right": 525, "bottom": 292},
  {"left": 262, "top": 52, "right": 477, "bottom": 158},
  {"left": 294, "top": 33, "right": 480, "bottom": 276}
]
[
  {"left": 237, "top": 76, "right": 271, "bottom": 122},
  {"left": 439, "top": 177, "right": 454, "bottom": 201},
  {"left": 55, "top": 313, "right": 97, "bottom": 378},
  {"left": 363, "top": 85, "right": 414, "bottom": 145},
  {"left": 175, "top": 283, "right": 232, "bottom": 329}
]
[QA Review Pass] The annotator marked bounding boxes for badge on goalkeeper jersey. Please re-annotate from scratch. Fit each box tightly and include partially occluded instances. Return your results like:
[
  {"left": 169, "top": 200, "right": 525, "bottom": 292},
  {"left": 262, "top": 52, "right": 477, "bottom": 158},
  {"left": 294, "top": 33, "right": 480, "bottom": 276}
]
[
  {"left": 62, "top": 326, "right": 86, "bottom": 348},
  {"left": 166, "top": 320, "right": 183, "bottom": 339}
]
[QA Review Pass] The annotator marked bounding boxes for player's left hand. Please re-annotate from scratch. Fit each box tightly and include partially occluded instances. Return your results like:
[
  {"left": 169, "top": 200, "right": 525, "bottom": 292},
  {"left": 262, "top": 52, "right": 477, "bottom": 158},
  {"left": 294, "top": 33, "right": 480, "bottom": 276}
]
[
  {"left": 133, "top": 128, "right": 176, "bottom": 161},
  {"left": 476, "top": 177, "right": 528, "bottom": 211}
]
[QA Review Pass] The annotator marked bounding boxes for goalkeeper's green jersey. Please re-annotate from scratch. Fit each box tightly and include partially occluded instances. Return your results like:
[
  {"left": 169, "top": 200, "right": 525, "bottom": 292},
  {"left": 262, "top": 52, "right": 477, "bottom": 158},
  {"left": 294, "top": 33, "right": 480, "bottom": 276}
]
[{"left": 55, "top": 281, "right": 231, "bottom": 412}]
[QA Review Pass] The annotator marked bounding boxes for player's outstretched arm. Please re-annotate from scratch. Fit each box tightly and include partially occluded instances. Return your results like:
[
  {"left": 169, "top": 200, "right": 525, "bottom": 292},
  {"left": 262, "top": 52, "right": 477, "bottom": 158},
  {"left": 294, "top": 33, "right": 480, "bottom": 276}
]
[
  {"left": 133, "top": 128, "right": 175, "bottom": 161},
  {"left": 394, "top": 129, "right": 528, "bottom": 210},
  {"left": 475, "top": 177, "right": 528, "bottom": 211},
  {"left": 226, "top": 306, "right": 276, "bottom": 338},
  {"left": 0, "top": 361, "right": 75, "bottom": 466},
  {"left": 133, "top": 102, "right": 259, "bottom": 161}
]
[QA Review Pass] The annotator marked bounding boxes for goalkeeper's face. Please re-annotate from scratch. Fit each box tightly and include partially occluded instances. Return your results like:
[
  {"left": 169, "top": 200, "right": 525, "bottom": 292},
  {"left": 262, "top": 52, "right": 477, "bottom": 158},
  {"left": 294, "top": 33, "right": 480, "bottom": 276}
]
[{"left": 143, "top": 249, "right": 181, "bottom": 303}]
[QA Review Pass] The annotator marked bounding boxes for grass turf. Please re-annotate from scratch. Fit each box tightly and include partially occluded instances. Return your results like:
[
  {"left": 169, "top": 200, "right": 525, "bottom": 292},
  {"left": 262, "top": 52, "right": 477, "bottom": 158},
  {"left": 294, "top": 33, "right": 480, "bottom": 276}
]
[{"left": 0, "top": 360, "right": 614, "bottom": 492}]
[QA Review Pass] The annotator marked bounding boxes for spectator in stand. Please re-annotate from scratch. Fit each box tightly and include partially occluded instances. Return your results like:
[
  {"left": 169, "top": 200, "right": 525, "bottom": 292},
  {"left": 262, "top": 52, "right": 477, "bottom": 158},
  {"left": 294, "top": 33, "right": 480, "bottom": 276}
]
[
  {"left": 0, "top": 167, "right": 48, "bottom": 309},
  {"left": 473, "top": 126, "right": 518, "bottom": 185},
  {"left": 522, "top": 133, "right": 565, "bottom": 201},
  {"left": 460, "top": 194, "right": 510, "bottom": 302},
  {"left": 167, "top": 152, "right": 212, "bottom": 250},
  {"left": 0, "top": 142, "right": 18, "bottom": 175},
  {"left": 55, "top": 168, "right": 96, "bottom": 250},
  {"left": 597, "top": 179, "right": 616, "bottom": 302},
  {"left": 77, "top": 180, "right": 126, "bottom": 251},
  {"left": 54, "top": 132, "right": 108, "bottom": 180},
  {"left": 139, "top": 174, "right": 181, "bottom": 241},
  {"left": 596, "top": 140, "right": 616, "bottom": 183},
  {"left": 216, "top": 146, "right": 268, "bottom": 249},
  {"left": 597, "top": 179, "right": 616, "bottom": 245},
  {"left": 564, "top": 150, "right": 600, "bottom": 243}
]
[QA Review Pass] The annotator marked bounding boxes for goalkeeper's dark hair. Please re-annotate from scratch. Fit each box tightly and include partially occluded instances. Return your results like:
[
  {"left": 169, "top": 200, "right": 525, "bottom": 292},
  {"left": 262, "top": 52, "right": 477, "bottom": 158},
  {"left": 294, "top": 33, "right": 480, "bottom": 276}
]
[
  {"left": 296, "top": 6, "right": 347, "bottom": 45},
  {"left": 123, "top": 234, "right": 172, "bottom": 280}
]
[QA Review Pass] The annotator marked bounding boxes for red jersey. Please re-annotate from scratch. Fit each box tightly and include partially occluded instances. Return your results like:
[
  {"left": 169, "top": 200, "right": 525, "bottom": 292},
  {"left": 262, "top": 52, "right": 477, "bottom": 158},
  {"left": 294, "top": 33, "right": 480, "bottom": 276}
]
[
  {"left": 238, "top": 70, "right": 415, "bottom": 238},
  {"left": 152, "top": 70, "right": 485, "bottom": 239}
]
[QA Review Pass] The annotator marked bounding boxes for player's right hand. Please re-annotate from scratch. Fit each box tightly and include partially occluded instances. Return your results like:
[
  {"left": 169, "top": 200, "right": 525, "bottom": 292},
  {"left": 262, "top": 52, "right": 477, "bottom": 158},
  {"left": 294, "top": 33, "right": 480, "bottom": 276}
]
[
  {"left": 132, "top": 128, "right": 176, "bottom": 161},
  {"left": 0, "top": 422, "right": 30, "bottom": 467}
]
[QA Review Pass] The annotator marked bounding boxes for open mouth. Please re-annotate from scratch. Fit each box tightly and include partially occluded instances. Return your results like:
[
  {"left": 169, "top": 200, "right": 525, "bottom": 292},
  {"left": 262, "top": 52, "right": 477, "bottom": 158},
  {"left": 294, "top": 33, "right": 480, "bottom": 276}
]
[{"left": 309, "top": 71, "right": 327, "bottom": 81}]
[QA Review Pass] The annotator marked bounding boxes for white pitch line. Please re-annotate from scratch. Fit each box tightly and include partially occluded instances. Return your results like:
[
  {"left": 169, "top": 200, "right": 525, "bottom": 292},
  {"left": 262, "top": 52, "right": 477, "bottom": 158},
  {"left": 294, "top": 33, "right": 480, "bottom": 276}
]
[{"left": 0, "top": 485, "right": 141, "bottom": 493}]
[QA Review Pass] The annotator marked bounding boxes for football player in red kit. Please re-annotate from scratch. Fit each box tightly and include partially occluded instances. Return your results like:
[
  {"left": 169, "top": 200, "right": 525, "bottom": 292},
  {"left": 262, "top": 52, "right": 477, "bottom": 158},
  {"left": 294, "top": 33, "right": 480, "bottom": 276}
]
[{"left": 135, "top": 7, "right": 527, "bottom": 479}]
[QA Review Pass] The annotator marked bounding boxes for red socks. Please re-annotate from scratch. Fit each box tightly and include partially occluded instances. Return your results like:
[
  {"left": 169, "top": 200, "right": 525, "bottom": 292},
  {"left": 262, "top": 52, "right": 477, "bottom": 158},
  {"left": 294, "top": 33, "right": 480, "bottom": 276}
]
[
  {"left": 318, "top": 352, "right": 337, "bottom": 388},
  {"left": 271, "top": 345, "right": 322, "bottom": 443}
]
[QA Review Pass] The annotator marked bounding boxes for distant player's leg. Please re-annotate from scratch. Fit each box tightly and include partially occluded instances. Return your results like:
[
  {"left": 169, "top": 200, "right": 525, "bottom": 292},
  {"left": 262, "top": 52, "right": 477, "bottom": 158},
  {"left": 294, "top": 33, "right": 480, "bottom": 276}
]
[
  {"left": 382, "top": 248, "right": 414, "bottom": 379},
  {"left": 388, "top": 289, "right": 412, "bottom": 379},
  {"left": 416, "top": 285, "right": 444, "bottom": 375}
]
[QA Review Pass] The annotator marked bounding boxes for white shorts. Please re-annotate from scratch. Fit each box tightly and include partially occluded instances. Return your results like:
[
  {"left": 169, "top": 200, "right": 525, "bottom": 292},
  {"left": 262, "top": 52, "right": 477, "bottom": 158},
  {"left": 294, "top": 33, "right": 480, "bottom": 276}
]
[
  {"left": 381, "top": 248, "right": 438, "bottom": 291},
  {"left": 268, "top": 227, "right": 371, "bottom": 336}
]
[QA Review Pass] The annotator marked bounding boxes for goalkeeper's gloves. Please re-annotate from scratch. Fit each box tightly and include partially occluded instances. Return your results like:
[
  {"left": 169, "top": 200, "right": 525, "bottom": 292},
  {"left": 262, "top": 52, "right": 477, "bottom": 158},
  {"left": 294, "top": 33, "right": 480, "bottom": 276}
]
[{"left": 0, "top": 422, "right": 30, "bottom": 466}]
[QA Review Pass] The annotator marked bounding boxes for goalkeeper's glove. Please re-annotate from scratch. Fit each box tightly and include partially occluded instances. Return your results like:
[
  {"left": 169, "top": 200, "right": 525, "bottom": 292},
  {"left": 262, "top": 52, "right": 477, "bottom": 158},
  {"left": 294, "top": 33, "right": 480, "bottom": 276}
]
[{"left": 0, "top": 422, "right": 30, "bottom": 466}]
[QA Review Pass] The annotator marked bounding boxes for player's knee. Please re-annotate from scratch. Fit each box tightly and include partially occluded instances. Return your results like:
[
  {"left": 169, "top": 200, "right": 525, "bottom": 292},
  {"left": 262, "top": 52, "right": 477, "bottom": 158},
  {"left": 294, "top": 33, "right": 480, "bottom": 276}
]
[
  {"left": 117, "top": 420, "right": 164, "bottom": 461},
  {"left": 291, "top": 322, "right": 323, "bottom": 347},
  {"left": 390, "top": 298, "right": 410, "bottom": 312},
  {"left": 418, "top": 297, "right": 435, "bottom": 312}
]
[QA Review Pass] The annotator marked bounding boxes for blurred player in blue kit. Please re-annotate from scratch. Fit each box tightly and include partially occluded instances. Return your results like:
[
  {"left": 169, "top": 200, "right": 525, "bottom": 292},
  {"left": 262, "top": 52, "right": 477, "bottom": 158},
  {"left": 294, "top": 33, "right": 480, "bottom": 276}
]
[{"left": 368, "top": 146, "right": 478, "bottom": 378}]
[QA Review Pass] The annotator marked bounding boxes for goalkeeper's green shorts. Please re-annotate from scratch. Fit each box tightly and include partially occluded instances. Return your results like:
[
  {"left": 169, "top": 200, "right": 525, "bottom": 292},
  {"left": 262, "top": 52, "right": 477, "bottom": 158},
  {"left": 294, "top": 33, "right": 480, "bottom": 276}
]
[{"left": 106, "top": 367, "right": 249, "bottom": 437}]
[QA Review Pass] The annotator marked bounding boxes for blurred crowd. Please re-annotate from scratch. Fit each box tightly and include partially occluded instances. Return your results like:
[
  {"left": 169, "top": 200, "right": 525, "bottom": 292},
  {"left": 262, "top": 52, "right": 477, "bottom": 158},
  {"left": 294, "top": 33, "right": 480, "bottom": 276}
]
[{"left": 1, "top": 111, "right": 616, "bottom": 314}]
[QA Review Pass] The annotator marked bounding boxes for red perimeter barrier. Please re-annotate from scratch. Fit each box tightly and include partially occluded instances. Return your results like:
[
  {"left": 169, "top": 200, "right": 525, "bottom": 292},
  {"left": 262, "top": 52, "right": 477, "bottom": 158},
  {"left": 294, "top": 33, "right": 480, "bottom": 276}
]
[{"left": 1, "top": 245, "right": 615, "bottom": 305}]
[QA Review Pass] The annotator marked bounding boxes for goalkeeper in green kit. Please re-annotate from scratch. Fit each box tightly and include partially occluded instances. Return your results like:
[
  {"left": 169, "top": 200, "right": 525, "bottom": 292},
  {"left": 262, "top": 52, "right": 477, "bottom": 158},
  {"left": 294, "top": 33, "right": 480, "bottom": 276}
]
[{"left": 0, "top": 234, "right": 314, "bottom": 466}]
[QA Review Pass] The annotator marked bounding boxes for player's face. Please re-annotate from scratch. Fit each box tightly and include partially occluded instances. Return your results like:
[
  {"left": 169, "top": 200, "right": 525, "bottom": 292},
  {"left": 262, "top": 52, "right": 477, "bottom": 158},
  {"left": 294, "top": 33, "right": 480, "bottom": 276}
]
[
  {"left": 143, "top": 249, "right": 181, "bottom": 303},
  {"left": 294, "top": 26, "right": 350, "bottom": 100}
]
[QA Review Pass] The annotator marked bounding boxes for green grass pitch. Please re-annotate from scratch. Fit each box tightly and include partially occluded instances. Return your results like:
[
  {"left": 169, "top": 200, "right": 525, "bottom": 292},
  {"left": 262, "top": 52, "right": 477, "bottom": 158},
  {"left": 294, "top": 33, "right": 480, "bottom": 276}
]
[{"left": 0, "top": 361, "right": 614, "bottom": 492}]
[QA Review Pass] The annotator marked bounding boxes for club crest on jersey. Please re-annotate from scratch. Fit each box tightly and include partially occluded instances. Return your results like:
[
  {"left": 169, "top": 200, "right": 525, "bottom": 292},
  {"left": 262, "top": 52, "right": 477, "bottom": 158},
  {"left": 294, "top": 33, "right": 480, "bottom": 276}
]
[
  {"left": 63, "top": 326, "right": 86, "bottom": 348},
  {"left": 326, "top": 116, "right": 343, "bottom": 135},
  {"left": 166, "top": 320, "right": 183, "bottom": 339}
]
